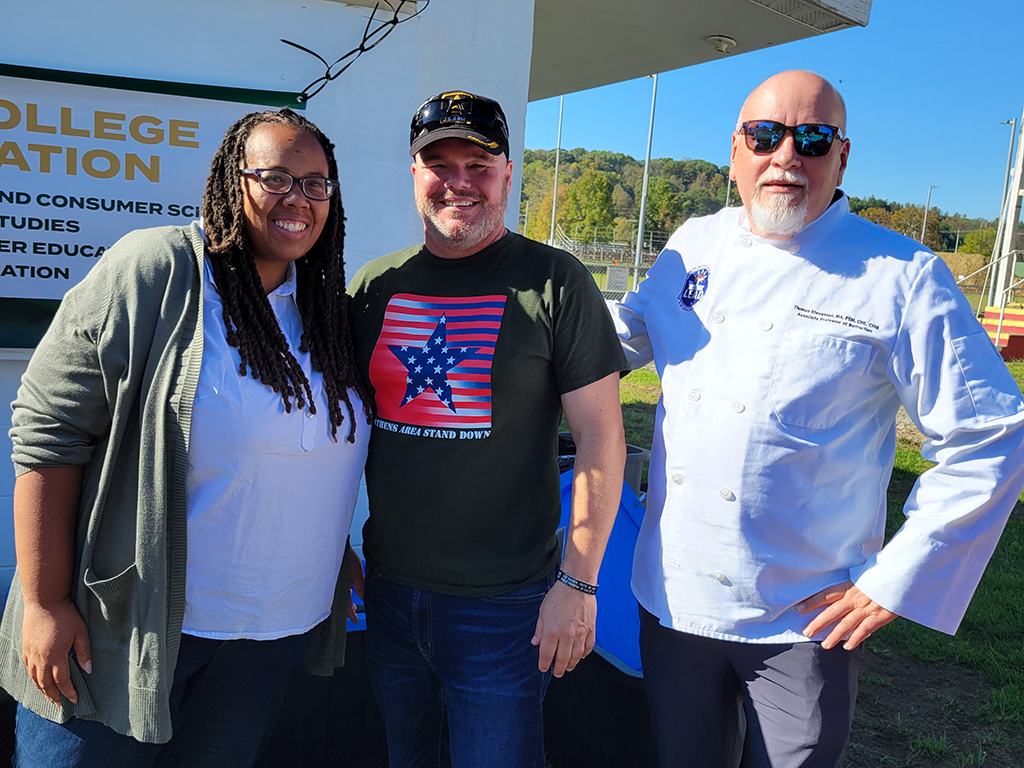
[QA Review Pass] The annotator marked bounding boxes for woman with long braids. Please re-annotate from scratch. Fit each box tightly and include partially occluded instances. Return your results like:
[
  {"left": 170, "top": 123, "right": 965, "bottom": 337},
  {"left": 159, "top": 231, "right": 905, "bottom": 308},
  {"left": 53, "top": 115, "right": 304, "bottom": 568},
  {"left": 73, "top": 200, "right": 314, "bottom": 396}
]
[{"left": 0, "top": 109, "right": 370, "bottom": 767}]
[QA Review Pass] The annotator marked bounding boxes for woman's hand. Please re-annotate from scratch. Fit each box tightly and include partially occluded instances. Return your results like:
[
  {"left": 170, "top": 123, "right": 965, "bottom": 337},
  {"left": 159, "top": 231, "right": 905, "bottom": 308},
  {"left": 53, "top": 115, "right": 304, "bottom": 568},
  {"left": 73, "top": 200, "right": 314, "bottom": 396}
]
[
  {"left": 345, "top": 543, "right": 365, "bottom": 624},
  {"left": 13, "top": 467, "right": 89, "bottom": 706},
  {"left": 21, "top": 597, "right": 92, "bottom": 706}
]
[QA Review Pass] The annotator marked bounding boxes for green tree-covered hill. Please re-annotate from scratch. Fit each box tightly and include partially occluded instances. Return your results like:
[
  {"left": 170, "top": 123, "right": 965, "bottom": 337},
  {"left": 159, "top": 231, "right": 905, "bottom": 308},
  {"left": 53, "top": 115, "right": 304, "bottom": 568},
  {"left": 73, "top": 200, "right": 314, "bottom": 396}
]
[{"left": 520, "top": 147, "right": 998, "bottom": 254}]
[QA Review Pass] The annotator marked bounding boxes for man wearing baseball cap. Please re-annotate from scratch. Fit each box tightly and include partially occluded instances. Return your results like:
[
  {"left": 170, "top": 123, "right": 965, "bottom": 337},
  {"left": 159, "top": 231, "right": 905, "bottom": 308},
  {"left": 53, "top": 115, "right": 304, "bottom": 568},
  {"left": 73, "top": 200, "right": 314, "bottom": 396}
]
[{"left": 348, "top": 90, "right": 627, "bottom": 766}]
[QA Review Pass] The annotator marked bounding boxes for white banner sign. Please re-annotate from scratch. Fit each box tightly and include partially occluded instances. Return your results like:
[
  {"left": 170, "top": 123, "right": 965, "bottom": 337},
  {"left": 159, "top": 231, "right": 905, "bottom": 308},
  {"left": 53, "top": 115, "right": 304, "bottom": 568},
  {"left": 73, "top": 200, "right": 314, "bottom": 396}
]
[{"left": 0, "top": 75, "right": 288, "bottom": 299}]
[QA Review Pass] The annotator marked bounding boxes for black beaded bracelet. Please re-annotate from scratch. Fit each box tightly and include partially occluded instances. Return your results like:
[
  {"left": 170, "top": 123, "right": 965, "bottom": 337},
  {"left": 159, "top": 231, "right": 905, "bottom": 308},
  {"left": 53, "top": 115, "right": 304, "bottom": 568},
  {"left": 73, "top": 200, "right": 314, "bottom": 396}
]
[{"left": 556, "top": 567, "right": 598, "bottom": 595}]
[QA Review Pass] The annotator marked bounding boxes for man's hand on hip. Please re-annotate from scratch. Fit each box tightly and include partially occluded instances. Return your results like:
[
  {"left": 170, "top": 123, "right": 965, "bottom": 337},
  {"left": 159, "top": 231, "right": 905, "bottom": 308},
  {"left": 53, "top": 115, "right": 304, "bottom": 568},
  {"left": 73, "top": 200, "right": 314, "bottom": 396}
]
[
  {"left": 532, "top": 580, "right": 596, "bottom": 677},
  {"left": 798, "top": 580, "right": 898, "bottom": 650}
]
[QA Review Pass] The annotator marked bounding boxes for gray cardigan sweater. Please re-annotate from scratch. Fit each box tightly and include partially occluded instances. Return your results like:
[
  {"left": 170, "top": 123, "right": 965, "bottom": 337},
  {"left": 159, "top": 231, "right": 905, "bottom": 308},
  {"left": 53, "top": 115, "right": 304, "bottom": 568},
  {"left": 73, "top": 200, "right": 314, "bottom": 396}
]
[{"left": 0, "top": 223, "right": 350, "bottom": 743}]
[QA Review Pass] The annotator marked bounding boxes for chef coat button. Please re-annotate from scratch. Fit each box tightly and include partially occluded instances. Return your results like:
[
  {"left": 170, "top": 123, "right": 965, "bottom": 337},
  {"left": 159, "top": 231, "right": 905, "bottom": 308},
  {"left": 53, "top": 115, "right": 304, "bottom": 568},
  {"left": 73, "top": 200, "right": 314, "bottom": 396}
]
[
  {"left": 739, "top": 235, "right": 752, "bottom": 247},
  {"left": 713, "top": 311, "right": 725, "bottom": 324},
  {"left": 789, "top": 244, "right": 801, "bottom": 254},
  {"left": 712, "top": 570, "right": 728, "bottom": 583},
  {"left": 671, "top": 473, "right": 684, "bottom": 485},
  {"left": 688, "top": 390, "right": 701, "bottom": 402},
  {"left": 758, "top": 320, "right": 773, "bottom": 331},
  {"left": 720, "top": 488, "right": 735, "bottom": 501},
  {"left": 732, "top": 401, "right": 745, "bottom": 413}
]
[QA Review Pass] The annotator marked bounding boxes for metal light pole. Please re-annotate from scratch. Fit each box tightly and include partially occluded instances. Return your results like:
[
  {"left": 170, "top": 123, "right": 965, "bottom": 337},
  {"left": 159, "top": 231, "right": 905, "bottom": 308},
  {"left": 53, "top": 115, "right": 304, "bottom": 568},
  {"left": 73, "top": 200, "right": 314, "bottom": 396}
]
[
  {"left": 920, "top": 185, "right": 937, "bottom": 244},
  {"left": 999, "top": 119, "right": 1017, "bottom": 221},
  {"left": 993, "top": 107, "right": 1024, "bottom": 319},
  {"left": 548, "top": 95, "right": 563, "bottom": 246},
  {"left": 632, "top": 74, "right": 658, "bottom": 290},
  {"left": 987, "top": 118, "right": 1018, "bottom": 307}
]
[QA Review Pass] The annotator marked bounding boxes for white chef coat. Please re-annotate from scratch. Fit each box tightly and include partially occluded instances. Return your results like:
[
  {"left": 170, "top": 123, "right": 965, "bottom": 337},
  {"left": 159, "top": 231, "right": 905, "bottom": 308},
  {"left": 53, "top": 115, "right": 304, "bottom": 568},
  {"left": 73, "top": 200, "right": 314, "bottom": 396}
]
[
  {"left": 611, "top": 194, "right": 1024, "bottom": 643},
  {"left": 183, "top": 260, "right": 369, "bottom": 640}
]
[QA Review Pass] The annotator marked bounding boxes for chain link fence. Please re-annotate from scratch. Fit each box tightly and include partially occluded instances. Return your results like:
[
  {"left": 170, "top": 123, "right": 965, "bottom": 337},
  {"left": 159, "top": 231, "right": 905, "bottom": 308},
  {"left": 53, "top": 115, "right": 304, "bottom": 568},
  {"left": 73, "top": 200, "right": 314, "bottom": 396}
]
[{"left": 546, "top": 224, "right": 671, "bottom": 301}]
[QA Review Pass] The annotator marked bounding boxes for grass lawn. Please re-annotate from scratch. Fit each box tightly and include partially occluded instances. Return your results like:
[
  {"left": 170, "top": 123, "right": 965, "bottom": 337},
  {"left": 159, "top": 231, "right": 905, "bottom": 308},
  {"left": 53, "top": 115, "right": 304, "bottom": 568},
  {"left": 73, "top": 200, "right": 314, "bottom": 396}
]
[
  {"left": 962, "top": 293, "right": 985, "bottom": 314},
  {"left": 619, "top": 366, "right": 659, "bottom": 485},
  {"left": 617, "top": 360, "right": 1024, "bottom": 767}
]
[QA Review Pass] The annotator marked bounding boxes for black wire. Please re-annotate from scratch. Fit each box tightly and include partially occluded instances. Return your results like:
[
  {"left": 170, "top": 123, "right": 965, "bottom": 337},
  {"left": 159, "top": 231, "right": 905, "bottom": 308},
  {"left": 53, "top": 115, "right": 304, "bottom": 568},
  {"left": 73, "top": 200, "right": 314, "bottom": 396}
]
[{"left": 281, "top": 0, "right": 430, "bottom": 103}]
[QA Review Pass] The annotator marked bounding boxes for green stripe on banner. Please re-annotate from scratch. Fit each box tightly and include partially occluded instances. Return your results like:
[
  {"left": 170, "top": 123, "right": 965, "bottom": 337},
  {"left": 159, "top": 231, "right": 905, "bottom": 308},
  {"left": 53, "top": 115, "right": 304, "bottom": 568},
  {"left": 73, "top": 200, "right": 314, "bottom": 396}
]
[{"left": 0, "top": 63, "right": 305, "bottom": 109}]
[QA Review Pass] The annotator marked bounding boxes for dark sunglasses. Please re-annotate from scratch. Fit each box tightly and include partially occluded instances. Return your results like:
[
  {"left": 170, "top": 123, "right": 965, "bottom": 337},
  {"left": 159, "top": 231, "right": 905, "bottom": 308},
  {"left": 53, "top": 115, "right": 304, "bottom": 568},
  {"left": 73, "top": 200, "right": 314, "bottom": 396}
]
[
  {"left": 411, "top": 94, "right": 506, "bottom": 137},
  {"left": 740, "top": 121, "right": 844, "bottom": 157}
]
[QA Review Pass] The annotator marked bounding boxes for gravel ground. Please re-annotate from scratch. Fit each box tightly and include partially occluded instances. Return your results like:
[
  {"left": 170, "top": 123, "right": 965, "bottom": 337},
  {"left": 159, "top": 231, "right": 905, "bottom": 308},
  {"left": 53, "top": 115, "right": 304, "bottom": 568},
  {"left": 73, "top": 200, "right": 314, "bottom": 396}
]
[{"left": 895, "top": 406, "right": 926, "bottom": 450}]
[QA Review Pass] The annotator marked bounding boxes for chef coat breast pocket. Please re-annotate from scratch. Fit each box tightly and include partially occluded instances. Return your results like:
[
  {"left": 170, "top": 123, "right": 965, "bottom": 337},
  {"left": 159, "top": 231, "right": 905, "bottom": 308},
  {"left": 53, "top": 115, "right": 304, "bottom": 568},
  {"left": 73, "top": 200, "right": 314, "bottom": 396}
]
[{"left": 769, "top": 329, "right": 875, "bottom": 430}]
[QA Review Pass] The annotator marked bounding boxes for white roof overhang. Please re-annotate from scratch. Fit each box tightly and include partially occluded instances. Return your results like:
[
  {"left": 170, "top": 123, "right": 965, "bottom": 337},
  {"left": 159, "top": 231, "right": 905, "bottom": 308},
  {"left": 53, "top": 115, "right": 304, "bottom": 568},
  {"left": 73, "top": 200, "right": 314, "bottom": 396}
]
[{"left": 528, "top": 0, "right": 871, "bottom": 100}]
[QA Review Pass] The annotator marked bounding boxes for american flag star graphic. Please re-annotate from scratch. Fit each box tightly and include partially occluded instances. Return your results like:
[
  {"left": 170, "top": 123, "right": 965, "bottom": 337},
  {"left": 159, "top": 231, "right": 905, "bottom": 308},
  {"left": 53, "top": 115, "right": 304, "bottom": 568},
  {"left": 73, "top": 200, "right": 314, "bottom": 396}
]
[
  {"left": 388, "top": 314, "right": 477, "bottom": 412},
  {"left": 369, "top": 294, "right": 506, "bottom": 429}
]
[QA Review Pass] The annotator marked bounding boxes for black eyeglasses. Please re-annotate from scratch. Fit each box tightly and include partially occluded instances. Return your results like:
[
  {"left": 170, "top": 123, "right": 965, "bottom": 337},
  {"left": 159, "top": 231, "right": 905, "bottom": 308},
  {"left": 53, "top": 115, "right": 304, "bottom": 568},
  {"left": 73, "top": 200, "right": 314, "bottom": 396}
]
[
  {"left": 739, "top": 121, "right": 844, "bottom": 157},
  {"left": 240, "top": 169, "right": 337, "bottom": 201},
  {"left": 410, "top": 94, "right": 507, "bottom": 138}
]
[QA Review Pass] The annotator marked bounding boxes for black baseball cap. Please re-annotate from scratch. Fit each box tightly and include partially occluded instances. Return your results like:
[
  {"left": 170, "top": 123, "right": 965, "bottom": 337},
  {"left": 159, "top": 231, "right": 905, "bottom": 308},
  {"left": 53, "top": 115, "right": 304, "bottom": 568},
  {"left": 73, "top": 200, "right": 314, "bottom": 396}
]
[{"left": 409, "top": 91, "right": 509, "bottom": 158}]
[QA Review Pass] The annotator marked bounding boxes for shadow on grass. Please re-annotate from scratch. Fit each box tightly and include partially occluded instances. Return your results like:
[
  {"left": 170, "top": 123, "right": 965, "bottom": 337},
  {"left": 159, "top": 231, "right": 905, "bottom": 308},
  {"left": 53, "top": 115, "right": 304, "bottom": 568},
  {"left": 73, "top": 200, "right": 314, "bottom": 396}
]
[{"left": 851, "top": 458, "right": 1024, "bottom": 766}]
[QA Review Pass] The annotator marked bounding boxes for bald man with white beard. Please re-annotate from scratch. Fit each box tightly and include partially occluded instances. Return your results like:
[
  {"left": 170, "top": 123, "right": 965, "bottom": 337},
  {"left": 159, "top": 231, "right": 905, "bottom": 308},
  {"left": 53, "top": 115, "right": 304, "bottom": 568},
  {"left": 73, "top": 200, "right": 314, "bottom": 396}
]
[{"left": 610, "top": 71, "right": 1024, "bottom": 767}]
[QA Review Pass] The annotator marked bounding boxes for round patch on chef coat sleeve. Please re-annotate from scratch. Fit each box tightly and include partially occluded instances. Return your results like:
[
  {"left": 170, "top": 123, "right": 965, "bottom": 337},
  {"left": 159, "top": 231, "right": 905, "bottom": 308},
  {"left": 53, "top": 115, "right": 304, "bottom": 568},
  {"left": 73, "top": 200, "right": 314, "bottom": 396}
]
[{"left": 678, "top": 265, "right": 709, "bottom": 310}]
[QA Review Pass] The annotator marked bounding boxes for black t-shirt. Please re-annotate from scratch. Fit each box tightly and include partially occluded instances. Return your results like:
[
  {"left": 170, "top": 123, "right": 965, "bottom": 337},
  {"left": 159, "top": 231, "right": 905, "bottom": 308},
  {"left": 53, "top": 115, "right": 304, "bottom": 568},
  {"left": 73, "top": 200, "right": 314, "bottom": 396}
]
[{"left": 348, "top": 232, "right": 626, "bottom": 595}]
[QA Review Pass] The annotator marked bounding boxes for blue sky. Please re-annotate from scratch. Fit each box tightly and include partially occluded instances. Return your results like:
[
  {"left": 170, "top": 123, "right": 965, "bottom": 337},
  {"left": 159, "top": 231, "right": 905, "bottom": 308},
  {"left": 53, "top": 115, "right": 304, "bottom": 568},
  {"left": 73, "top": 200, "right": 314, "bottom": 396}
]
[{"left": 525, "top": 0, "right": 1022, "bottom": 222}]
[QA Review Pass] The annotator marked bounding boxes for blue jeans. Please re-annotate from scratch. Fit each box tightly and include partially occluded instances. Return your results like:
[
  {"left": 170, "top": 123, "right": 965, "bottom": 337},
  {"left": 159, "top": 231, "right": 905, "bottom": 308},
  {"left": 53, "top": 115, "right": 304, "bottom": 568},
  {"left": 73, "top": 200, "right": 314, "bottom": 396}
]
[
  {"left": 364, "top": 566, "right": 555, "bottom": 768},
  {"left": 14, "top": 628, "right": 315, "bottom": 768}
]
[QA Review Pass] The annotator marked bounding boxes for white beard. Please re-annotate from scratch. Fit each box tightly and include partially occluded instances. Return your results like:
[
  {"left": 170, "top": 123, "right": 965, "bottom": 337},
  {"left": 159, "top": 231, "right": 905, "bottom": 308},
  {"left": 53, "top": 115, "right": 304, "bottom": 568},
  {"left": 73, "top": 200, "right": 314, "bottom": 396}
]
[
  {"left": 747, "top": 170, "right": 810, "bottom": 238},
  {"left": 747, "top": 193, "right": 808, "bottom": 238}
]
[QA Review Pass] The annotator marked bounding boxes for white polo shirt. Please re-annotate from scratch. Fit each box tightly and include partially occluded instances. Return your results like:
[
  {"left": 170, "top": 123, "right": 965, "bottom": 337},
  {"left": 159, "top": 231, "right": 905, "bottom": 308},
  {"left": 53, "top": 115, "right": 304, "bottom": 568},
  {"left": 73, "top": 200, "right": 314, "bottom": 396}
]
[
  {"left": 612, "top": 196, "right": 1024, "bottom": 643},
  {"left": 183, "top": 260, "right": 369, "bottom": 640}
]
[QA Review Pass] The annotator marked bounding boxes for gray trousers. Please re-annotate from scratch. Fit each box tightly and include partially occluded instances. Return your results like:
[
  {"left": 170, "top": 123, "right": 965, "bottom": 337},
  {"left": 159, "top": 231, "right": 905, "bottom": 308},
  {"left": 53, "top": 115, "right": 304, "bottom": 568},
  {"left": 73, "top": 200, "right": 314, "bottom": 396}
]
[{"left": 639, "top": 605, "right": 862, "bottom": 768}]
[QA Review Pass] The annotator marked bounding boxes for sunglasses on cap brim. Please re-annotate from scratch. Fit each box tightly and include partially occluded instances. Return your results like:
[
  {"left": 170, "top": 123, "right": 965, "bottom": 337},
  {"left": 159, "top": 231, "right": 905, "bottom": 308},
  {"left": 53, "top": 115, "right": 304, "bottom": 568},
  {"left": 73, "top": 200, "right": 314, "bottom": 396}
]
[
  {"left": 740, "top": 121, "right": 844, "bottom": 158},
  {"left": 411, "top": 96, "right": 506, "bottom": 137}
]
